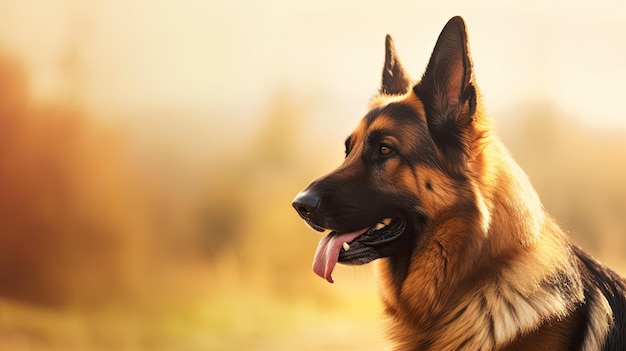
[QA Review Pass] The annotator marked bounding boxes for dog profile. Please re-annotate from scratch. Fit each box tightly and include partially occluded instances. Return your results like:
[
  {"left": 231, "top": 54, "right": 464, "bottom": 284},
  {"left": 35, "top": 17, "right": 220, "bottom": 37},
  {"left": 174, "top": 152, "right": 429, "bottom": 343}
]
[{"left": 292, "top": 16, "right": 626, "bottom": 350}]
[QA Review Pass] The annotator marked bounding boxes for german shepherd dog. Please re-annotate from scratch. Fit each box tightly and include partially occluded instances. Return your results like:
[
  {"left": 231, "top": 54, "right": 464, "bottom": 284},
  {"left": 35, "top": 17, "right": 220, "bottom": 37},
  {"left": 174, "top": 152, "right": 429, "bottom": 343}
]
[{"left": 292, "top": 16, "right": 626, "bottom": 350}]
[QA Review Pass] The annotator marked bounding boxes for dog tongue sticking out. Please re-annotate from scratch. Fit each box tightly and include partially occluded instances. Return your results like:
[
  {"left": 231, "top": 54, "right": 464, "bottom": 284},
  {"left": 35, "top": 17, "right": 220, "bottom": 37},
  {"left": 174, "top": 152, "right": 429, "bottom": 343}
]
[{"left": 312, "top": 228, "right": 368, "bottom": 283}]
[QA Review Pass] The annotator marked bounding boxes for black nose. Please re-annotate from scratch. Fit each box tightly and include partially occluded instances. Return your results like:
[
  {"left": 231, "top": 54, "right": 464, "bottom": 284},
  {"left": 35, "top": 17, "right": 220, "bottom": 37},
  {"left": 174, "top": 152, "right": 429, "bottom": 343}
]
[{"left": 292, "top": 190, "right": 320, "bottom": 219}]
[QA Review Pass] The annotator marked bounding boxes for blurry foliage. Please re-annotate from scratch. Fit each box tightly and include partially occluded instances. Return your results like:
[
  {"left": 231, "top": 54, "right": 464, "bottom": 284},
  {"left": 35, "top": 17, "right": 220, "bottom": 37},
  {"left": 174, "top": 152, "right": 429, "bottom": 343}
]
[
  {"left": 0, "top": 55, "right": 152, "bottom": 306},
  {"left": 196, "top": 89, "right": 327, "bottom": 297}
]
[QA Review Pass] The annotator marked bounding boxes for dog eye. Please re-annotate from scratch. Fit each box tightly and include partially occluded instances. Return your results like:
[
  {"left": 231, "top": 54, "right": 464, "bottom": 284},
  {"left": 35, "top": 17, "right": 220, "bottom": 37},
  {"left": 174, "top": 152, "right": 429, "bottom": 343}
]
[{"left": 379, "top": 145, "right": 394, "bottom": 156}]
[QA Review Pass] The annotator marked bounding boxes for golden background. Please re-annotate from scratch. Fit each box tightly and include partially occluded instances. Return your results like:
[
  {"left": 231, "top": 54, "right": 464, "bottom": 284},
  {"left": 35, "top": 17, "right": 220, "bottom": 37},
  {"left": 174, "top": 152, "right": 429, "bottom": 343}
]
[{"left": 0, "top": 1, "right": 625, "bottom": 350}]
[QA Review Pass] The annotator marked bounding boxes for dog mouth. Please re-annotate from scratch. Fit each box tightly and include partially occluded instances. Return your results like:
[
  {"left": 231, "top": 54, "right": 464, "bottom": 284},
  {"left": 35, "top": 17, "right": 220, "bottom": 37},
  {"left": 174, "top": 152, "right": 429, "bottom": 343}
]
[{"left": 312, "top": 217, "right": 406, "bottom": 283}]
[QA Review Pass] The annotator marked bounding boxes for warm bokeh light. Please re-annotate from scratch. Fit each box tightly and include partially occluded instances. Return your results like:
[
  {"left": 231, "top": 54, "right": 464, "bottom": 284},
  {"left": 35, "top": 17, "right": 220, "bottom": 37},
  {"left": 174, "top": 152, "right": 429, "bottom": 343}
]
[{"left": 0, "top": 1, "right": 625, "bottom": 350}]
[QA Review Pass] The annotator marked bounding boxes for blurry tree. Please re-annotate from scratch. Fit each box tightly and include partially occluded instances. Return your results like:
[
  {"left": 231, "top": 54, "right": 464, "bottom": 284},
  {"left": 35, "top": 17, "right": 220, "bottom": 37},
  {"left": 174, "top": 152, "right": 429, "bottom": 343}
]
[
  {"left": 0, "top": 55, "right": 150, "bottom": 305},
  {"left": 197, "top": 88, "right": 306, "bottom": 256},
  {"left": 196, "top": 88, "right": 327, "bottom": 296}
]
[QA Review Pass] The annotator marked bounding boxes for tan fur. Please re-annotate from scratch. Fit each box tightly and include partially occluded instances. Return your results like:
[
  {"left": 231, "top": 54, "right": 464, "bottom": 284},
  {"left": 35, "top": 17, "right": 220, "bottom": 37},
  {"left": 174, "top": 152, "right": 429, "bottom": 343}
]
[{"left": 369, "top": 93, "right": 411, "bottom": 110}]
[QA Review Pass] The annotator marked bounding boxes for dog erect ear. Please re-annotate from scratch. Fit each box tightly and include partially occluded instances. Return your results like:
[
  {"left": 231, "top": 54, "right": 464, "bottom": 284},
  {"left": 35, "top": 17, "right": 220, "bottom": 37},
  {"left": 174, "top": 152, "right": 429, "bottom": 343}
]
[
  {"left": 381, "top": 35, "right": 411, "bottom": 95},
  {"left": 413, "top": 16, "right": 478, "bottom": 174}
]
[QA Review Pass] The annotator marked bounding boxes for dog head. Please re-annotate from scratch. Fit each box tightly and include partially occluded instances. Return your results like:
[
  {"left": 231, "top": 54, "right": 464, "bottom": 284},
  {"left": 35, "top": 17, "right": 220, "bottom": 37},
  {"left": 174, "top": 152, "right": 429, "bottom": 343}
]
[{"left": 293, "top": 16, "right": 491, "bottom": 283}]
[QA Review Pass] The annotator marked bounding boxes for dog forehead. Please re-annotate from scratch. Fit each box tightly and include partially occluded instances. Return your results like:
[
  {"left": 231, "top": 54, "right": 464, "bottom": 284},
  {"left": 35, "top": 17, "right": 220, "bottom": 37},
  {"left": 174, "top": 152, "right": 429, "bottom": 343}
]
[
  {"left": 364, "top": 97, "right": 425, "bottom": 134},
  {"left": 348, "top": 94, "right": 426, "bottom": 148}
]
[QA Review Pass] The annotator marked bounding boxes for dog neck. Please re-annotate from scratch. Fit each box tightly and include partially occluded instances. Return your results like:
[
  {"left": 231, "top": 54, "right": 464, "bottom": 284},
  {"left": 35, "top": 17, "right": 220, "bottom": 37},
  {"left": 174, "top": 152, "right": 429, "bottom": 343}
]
[{"left": 376, "top": 140, "right": 587, "bottom": 350}]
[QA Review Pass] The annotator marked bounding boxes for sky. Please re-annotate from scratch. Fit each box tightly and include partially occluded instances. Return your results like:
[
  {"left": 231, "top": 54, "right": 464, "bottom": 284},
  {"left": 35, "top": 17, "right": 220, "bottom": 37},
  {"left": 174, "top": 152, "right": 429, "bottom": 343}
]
[{"left": 1, "top": 0, "right": 626, "bottom": 145}]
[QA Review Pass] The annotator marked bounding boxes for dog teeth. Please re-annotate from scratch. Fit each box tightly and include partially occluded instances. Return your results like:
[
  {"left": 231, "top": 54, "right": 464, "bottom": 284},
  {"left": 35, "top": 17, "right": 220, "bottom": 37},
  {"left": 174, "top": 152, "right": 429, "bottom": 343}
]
[
  {"left": 342, "top": 242, "right": 350, "bottom": 251},
  {"left": 374, "top": 218, "right": 393, "bottom": 230}
]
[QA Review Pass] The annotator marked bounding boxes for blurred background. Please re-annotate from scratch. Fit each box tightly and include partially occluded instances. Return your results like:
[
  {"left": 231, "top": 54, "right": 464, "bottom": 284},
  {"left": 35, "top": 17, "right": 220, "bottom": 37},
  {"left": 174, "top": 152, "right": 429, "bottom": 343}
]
[{"left": 0, "top": 1, "right": 625, "bottom": 350}]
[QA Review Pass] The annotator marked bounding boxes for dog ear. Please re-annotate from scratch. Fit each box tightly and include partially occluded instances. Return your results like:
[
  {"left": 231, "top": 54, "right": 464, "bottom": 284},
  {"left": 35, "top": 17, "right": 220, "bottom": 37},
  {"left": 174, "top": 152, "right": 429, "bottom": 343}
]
[
  {"left": 413, "top": 16, "right": 477, "bottom": 175},
  {"left": 381, "top": 35, "right": 411, "bottom": 95}
]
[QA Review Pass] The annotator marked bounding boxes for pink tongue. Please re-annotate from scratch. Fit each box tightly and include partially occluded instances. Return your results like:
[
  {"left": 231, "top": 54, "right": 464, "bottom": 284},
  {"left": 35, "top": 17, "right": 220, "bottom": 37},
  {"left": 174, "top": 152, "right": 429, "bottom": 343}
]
[{"left": 312, "top": 228, "right": 369, "bottom": 283}]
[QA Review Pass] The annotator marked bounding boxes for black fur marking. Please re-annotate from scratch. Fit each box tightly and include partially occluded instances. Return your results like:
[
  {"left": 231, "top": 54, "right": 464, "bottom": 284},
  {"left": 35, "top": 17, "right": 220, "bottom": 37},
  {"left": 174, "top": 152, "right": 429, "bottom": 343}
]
[
  {"left": 568, "top": 302, "right": 591, "bottom": 351},
  {"left": 386, "top": 228, "right": 417, "bottom": 289},
  {"left": 344, "top": 136, "right": 353, "bottom": 156},
  {"left": 412, "top": 16, "right": 477, "bottom": 178},
  {"left": 574, "top": 245, "right": 626, "bottom": 350},
  {"left": 364, "top": 106, "right": 383, "bottom": 127},
  {"left": 387, "top": 254, "right": 411, "bottom": 296},
  {"left": 379, "top": 102, "right": 422, "bottom": 126},
  {"left": 381, "top": 34, "right": 411, "bottom": 95}
]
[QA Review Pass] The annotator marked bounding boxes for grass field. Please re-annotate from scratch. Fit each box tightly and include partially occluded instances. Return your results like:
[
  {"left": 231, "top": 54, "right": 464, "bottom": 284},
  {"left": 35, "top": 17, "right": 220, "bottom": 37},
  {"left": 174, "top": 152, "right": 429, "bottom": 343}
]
[{"left": 0, "top": 265, "right": 389, "bottom": 351}]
